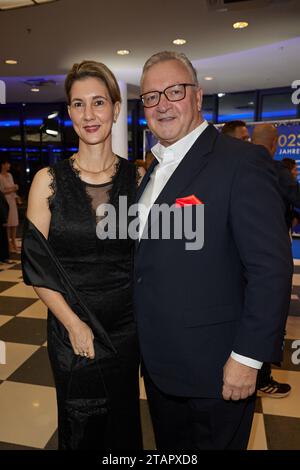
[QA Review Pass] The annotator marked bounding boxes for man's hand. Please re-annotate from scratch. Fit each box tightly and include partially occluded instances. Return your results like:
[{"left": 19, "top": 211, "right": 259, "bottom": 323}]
[{"left": 222, "top": 356, "right": 258, "bottom": 400}]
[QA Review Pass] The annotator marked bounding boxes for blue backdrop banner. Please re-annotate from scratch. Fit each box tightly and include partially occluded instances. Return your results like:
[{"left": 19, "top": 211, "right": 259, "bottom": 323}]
[{"left": 274, "top": 124, "right": 300, "bottom": 160}]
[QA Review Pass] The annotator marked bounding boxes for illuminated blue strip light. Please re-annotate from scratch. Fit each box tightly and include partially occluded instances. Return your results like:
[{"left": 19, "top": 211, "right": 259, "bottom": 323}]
[
  {"left": 0, "top": 147, "right": 78, "bottom": 152},
  {"left": 219, "top": 109, "right": 297, "bottom": 122},
  {"left": 0, "top": 108, "right": 297, "bottom": 128},
  {"left": 203, "top": 112, "right": 213, "bottom": 121},
  {"left": 261, "top": 109, "right": 297, "bottom": 119},
  {"left": 24, "top": 119, "right": 43, "bottom": 126},
  {"left": 219, "top": 112, "right": 254, "bottom": 122},
  {"left": 0, "top": 120, "right": 20, "bottom": 127},
  {"left": 0, "top": 119, "right": 59, "bottom": 127},
  {"left": 0, "top": 119, "right": 44, "bottom": 127}
]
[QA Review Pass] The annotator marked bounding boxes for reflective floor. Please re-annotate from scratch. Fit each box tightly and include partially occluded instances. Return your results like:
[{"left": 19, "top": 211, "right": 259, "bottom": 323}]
[{"left": 0, "top": 248, "right": 299, "bottom": 450}]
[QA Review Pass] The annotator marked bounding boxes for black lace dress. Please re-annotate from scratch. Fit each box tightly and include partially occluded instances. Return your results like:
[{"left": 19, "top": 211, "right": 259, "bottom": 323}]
[{"left": 44, "top": 156, "right": 142, "bottom": 449}]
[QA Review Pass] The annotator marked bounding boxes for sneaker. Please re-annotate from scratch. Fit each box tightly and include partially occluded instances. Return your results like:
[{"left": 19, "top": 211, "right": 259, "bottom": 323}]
[{"left": 257, "top": 377, "right": 291, "bottom": 398}]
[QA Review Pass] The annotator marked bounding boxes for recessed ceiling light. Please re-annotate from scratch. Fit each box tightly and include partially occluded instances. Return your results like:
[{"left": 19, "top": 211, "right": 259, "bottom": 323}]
[
  {"left": 0, "top": 1, "right": 58, "bottom": 11},
  {"left": 31, "top": 87, "right": 40, "bottom": 92},
  {"left": 233, "top": 21, "right": 249, "bottom": 29},
  {"left": 5, "top": 59, "right": 18, "bottom": 65},
  {"left": 48, "top": 112, "right": 58, "bottom": 119},
  {"left": 117, "top": 50, "right": 130, "bottom": 55},
  {"left": 46, "top": 129, "right": 58, "bottom": 136},
  {"left": 218, "top": 93, "right": 226, "bottom": 98},
  {"left": 248, "top": 101, "right": 254, "bottom": 106},
  {"left": 204, "top": 76, "right": 214, "bottom": 81},
  {"left": 173, "top": 38, "right": 186, "bottom": 45}
]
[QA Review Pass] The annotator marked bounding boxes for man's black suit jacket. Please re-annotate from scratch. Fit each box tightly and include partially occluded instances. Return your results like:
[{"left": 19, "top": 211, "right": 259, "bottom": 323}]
[{"left": 134, "top": 124, "right": 293, "bottom": 398}]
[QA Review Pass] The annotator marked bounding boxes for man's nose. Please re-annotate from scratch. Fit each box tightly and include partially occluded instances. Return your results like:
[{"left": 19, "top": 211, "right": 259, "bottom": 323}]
[{"left": 156, "top": 93, "right": 171, "bottom": 111}]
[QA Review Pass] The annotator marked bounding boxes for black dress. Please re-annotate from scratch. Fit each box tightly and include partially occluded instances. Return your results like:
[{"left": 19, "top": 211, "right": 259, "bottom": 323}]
[{"left": 27, "top": 156, "right": 142, "bottom": 450}]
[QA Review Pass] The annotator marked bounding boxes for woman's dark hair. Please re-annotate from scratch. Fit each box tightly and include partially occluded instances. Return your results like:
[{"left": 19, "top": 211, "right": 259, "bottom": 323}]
[{"left": 0, "top": 154, "right": 10, "bottom": 168}]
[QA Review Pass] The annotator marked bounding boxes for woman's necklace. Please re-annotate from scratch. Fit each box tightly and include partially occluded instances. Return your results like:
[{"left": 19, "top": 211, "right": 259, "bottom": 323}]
[{"left": 74, "top": 153, "right": 116, "bottom": 175}]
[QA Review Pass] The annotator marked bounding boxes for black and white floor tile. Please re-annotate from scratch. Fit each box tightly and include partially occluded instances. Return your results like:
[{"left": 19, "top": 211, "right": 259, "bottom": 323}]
[{"left": 0, "top": 249, "right": 299, "bottom": 450}]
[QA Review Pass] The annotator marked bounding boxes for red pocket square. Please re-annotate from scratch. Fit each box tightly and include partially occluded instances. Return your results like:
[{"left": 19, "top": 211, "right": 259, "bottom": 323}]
[{"left": 175, "top": 195, "right": 203, "bottom": 207}]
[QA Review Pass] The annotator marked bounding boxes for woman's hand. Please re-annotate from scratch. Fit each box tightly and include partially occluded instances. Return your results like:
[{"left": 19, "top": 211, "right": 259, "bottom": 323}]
[{"left": 67, "top": 317, "right": 95, "bottom": 359}]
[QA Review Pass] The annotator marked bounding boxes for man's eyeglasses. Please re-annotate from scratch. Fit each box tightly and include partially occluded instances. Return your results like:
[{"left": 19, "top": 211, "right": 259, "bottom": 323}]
[{"left": 140, "top": 83, "right": 196, "bottom": 108}]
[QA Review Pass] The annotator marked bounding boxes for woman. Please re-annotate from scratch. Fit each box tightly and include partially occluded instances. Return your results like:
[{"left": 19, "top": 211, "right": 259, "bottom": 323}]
[
  {"left": 22, "top": 61, "right": 144, "bottom": 450},
  {"left": 0, "top": 189, "right": 9, "bottom": 263},
  {"left": 0, "top": 157, "right": 20, "bottom": 253}
]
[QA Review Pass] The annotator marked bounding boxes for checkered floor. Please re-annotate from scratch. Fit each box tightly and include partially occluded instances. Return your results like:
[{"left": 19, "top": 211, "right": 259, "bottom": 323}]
[{"left": 0, "top": 249, "right": 299, "bottom": 450}]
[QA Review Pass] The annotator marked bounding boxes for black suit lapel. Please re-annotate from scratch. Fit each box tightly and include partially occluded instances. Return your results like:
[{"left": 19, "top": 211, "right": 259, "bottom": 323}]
[{"left": 155, "top": 125, "right": 218, "bottom": 207}]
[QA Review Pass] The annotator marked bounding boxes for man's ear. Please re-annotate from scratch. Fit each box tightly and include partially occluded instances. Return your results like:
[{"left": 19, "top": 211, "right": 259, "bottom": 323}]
[{"left": 196, "top": 87, "right": 203, "bottom": 112}]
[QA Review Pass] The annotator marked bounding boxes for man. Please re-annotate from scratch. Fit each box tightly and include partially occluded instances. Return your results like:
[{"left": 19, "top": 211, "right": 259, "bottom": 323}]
[
  {"left": 252, "top": 123, "right": 300, "bottom": 398},
  {"left": 221, "top": 120, "right": 250, "bottom": 142},
  {"left": 134, "top": 51, "right": 293, "bottom": 450},
  {"left": 252, "top": 124, "right": 300, "bottom": 228}
]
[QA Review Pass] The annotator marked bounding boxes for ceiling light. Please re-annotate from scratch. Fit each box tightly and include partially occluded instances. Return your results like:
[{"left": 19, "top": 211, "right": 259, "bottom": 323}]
[
  {"left": 46, "top": 129, "right": 58, "bottom": 136},
  {"left": 218, "top": 93, "right": 226, "bottom": 98},
  {"left": 0, "top": 1, "right": 58, "bottom": 11},
  {"left": 5, "top": 59, "right": 17, "bottom": 65},
  {"left": 233, "top": 22, "right": 249, "bottom": 29},
  {"left": 48, "top": 112, "right": 58, "bottom": 119},
  {"left": 42, "top": 117, "right": 59, "bottom": 136},
  {"left": 31, "top": 87, "right": 40, "bottom": 92},
  {"left": 173, "top": 38, "right": 186, "bottom": 45},
  {"left": 117, "top": 50, "right": 130, "bottom": 56},
  {"left": 204, "top": 76, "right": 214, "bottom": 81},
  {"left": 248, "top": 101, "right": 254, "bottom": 106}
]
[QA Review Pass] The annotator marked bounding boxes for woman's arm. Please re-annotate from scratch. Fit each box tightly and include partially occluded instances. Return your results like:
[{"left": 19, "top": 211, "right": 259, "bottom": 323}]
[
  {"left": 0, "top": 175, "right": 17, "bottom": 194},
  {"left": 26, "top": 168, "right": 95, "bottom": 358},
  {"left": 1, "top": 185, "right": 18, "bottom": 194}
]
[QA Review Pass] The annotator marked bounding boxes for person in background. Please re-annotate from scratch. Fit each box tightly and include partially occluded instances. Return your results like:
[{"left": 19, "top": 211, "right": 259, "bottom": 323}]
[
  {"left": 0, "top": 189, "right": 10, "bottom": 264},
  {"left": 281, "top": 158, "right": 300, "bottom": 230},
  {"left": 22, "top": 60, "right": 144, "bottom": 450},
  {"left": 145, "top": 151, "right": 155, "bottom": 169},
  {"left": 221, "top": 120, "right": 250, "bottom": 142},
  {"left": 282, "top": 157, "right": 298, "bottom": 181},
  {"left": 135, "top": 50, "right": 292, "bottom": 450},
  {"left": 0, "top": 157, "right": 20, "bottom": 254},
  {"left": 252, "top": 123, "right": 295, "bottom": 398}
]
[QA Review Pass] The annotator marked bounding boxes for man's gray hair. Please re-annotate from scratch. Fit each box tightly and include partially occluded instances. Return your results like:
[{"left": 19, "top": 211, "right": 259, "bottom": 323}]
[{"left": 141, "top": 51, "right": 198, "bottom": 87}]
